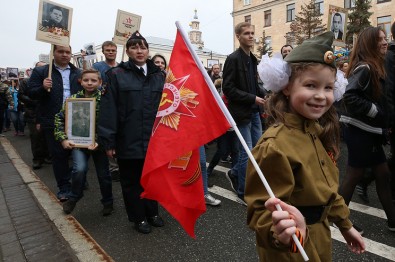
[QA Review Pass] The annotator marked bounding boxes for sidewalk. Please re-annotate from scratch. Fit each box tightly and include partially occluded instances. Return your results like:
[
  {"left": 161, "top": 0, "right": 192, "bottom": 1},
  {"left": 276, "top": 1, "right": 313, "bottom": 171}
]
[{"left": 0, "top": 138, "right": 113, "bottom": 262}]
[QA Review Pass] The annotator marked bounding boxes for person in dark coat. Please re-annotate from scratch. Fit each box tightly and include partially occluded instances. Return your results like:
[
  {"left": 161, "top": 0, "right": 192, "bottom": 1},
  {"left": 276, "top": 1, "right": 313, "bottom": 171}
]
[
  {"left": 18, "top": 61, "right": 50, "bottom": 169},
  {"left": 222, "top": 22, "right": 265, "bottom": 205},
  {"left": 385, "top": 22, "right": 395, "bottom": 200},
  {"left": 339, "top": 27, "right": 395, "bottom": 232},
  {"left": 27, "top": 45, "right": 82, "bottom": 201},
  {"left": 98, "top": 31, "right": 165, "bottom": 234}
]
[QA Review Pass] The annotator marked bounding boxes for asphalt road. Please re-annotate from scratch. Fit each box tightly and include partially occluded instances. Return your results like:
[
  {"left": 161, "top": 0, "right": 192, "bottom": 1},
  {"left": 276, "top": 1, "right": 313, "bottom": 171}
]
[{"left": 5, "top": 130, "right": 395, "bottom": 262}]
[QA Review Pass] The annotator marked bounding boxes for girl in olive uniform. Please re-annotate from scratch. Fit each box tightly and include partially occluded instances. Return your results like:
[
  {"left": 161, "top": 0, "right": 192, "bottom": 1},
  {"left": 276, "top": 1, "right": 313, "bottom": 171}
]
[{"left": 245, "top": 32, "right": 365, "bottom": 261}]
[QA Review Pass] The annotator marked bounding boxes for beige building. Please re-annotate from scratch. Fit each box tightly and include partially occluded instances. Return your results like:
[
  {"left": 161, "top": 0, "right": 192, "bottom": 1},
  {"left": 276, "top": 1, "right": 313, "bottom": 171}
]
[{"left": 232, "top": 0, "right": 394, "bottom": 56}]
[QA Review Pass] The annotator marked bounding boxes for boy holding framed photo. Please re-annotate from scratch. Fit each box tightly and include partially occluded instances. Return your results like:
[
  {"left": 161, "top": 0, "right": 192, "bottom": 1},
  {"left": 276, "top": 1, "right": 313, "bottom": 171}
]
[{"left": 54, "top": 69, "right": 113, "bottom": 216}]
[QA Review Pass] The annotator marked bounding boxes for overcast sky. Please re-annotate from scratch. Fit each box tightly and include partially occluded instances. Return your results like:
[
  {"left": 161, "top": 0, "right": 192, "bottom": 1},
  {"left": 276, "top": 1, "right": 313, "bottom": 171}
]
[{"left": 1, "top": 0, "right": 234, "bottom": 68}]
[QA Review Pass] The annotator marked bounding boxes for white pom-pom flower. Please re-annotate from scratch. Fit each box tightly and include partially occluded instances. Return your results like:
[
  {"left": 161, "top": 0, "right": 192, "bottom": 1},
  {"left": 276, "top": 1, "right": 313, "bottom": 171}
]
[
  {"left": 334, "top": 69, "right": 347, "bottom": 101},
  {"left": 257, "top": 53, "right": 291, "bottom": 93}
]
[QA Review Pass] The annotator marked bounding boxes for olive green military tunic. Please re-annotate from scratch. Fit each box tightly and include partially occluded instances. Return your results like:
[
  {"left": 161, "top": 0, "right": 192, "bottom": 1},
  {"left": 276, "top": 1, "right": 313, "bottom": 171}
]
[{"left": 245, "top": 113, "right": 353, "bottom": 262}]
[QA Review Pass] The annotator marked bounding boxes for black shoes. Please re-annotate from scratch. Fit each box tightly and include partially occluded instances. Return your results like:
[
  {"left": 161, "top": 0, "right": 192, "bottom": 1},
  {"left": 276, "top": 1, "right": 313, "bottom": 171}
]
[
  {"left": 135, "top": 216, "right": 164, "bottom": 234},
  {"left": 102, "top": 203, "right": 114, "bottom": 216},
  {"left": 111, "top": 170, "right": 120, "bottom": 182},
  {"left": 63, "top": 200, "right": 77, "bottom": 214},
  {"left": 226, "top": 170, "right": 238, "bottom": 193},
  {"left": 32, "top": 160, "right": 43, "bottom": 170},
  {"left": 356, "top": 184, "right": 369, "bottom": 203},
  {"left": 135, "top": 220, "right": 151, "bottom": 234},
  {"left": 147, "top": 215, "right": 164, "bottom": 227}
]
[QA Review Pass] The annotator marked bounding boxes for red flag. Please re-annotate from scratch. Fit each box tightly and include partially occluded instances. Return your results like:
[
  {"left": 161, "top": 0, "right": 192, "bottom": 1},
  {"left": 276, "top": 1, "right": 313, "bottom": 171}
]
[{"left": 141, "top": 30, "right": 231, "bottom": 238}]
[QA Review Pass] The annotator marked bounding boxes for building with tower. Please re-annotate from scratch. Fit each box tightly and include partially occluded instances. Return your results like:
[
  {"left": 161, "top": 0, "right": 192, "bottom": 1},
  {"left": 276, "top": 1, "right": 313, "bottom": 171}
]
[{"left": 189, "top": 9, "right": 204, "bottom": 48}]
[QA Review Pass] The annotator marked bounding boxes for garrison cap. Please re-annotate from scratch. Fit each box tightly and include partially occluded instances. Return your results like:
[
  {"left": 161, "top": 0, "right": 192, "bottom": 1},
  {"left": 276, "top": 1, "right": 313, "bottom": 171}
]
[
  {"left": 285, "top": 31, "right": 336, "bottom": 68},
  {"left": 129, "top": 31, "right": 146, "bottom": 42}
]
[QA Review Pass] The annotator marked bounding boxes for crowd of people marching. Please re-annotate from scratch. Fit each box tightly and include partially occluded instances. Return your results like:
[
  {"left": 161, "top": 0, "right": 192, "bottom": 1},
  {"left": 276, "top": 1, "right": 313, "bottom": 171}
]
[{"left": 0, "top": 20, "right": 395, "bottom": 261}]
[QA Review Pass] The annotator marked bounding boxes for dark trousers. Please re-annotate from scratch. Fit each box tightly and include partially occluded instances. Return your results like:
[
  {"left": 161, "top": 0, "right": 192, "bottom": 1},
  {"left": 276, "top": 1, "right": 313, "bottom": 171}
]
[
  {"left": 69, "top": 148, "right": 113, "bottom": 205},
  {"left": 208, "top": 131, "right": 239, "bottom": 172},
  {"left": 0, "top": 108, "right": 4, "bottom": 134},
  {"left": 117, "top": 158, "right": 158, "bottom": 223},
  {"left": 3, "top": 109, "right": 10, "bottom": 129},
  {"left": 43, "top": 128, "right": 71, "bottom": 195},
  {"left": 389, "top": 130, "right": 395, "bottom": 196},
  {"left": 27, "top": 122, "right": 49, "bottom": 162}
]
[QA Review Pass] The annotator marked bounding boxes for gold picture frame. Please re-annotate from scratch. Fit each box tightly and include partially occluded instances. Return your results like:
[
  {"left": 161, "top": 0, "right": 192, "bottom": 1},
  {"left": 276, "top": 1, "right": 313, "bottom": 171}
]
[{"left": 65, "top": 98, "right": 96, "bottom": 148}]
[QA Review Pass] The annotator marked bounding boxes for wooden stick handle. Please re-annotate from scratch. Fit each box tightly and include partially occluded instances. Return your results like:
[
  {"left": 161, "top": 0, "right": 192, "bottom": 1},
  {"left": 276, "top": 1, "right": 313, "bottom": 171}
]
[{"left": 47, "top": 44, "right": 54, "bottom": 92}]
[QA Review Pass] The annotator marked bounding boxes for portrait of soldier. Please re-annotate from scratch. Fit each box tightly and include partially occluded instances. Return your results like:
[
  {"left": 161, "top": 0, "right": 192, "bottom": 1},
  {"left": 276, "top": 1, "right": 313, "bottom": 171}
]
[
  {"left": 71, "top": 103, "right": 90, "bottom": 138},
  {"left": 331, "top": 12, "right": 344, "bottom": 40},
  {"left": 42, "top": 4, "right": 67, "bottom": 30}
]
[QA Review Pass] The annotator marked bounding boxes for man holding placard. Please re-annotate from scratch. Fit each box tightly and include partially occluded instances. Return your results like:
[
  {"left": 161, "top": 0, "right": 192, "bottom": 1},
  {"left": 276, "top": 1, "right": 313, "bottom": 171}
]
[{"left": 27, "top": 45, "right": 82, "bottom": 201}]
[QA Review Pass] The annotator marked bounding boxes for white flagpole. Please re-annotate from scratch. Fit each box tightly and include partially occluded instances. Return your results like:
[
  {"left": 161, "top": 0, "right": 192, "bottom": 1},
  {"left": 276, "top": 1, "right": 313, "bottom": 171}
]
[{"left": 175, "top": 21, "right": 309, "bottom": 261}]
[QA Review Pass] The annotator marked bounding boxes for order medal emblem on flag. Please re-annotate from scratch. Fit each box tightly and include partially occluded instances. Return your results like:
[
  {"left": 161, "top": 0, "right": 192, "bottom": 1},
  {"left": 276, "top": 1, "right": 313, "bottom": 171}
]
[{"left": 153, "top": 71, "right": 199, "bottom": 133}]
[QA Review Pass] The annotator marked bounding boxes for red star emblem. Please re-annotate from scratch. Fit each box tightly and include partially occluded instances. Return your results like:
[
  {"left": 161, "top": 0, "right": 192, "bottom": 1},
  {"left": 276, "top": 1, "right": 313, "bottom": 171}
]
[{"left": 152, "top": 70, "right": 199, "bottom": 134}]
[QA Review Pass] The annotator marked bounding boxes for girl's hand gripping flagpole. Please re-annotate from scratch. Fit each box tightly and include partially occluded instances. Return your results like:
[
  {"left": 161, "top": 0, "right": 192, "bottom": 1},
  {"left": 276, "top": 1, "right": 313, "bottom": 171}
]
[{"left": 175, "top": 21, "right": 309, "bottom": 261}]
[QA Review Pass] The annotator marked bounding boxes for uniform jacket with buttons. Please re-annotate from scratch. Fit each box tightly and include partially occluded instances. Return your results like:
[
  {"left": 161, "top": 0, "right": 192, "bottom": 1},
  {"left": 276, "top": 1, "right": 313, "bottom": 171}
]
[
  {"left": 97, "top": 59, "right": 165, "bottom": 159},
  {"left": 245, "top": 113, "right": 352, "bottom": 261}
]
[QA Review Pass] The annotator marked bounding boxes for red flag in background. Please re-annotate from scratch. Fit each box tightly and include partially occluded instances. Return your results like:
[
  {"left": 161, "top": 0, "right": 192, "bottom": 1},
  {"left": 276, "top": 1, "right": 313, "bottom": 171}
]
[{"left": 141, "top": 30, "right": 231, "bottom": 238}]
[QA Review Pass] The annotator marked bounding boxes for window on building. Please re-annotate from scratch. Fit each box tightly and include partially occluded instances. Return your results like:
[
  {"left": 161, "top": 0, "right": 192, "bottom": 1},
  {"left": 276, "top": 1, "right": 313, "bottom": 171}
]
[
  {"left": 264, "top": 10, "right": 272, "bottom": 27},
  {"left": 378, "top": 16, "right": 392, "bottom": 40},
  {"left": 344, "top": 0, "right": 355, "bottom": 8},
  {"left": 245, "top": 15, "right": 251, "bottom": 24},
  {"left": 377, "top": 0, "right": 391, "bottom": 3},
  {"left": 315, "top": 0, "right": 324, "bottom": 14},
  {"left": 286, "top": 4, "right": 295, "bottom": 22},
  {"left": 244, "top": 0, "right": 251, "bottom": 5}
]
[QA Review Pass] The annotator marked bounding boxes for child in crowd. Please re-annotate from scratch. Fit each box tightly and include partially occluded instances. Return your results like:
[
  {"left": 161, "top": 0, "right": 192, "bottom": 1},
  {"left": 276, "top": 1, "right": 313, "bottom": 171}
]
[
  {"left": 245, "top": 32, "right": 365, "bottom": 261},
  {"left": 54, "top": 69, "right": 113, "bottom": 216}
]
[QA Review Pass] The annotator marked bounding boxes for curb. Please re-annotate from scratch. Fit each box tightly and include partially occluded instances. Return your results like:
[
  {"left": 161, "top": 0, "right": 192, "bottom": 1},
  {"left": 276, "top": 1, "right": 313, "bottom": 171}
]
[{"left": 1, "top": 138, "right": 114, "bottom": 262}]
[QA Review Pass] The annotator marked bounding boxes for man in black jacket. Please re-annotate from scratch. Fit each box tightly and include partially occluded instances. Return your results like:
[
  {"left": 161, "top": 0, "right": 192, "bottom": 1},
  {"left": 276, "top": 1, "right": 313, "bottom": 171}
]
[
  {"left": 27, "top": 45, "right": 82, "bottom": 201},
  {"left": 98, "top": 31, "right": 165, "bottom": 234},
  {"left": 222, "top": 22, "right": 265, "bottom": 205},
  {"left": 18, "top": 62, "right": 49, "bottom": 170}
]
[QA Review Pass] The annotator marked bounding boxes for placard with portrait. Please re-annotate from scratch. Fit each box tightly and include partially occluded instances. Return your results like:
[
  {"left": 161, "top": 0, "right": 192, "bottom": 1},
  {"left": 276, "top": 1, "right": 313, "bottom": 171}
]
[
  {"left": 327, "top": 5, "right": 348, "bottom": 47},
  {"left": 6, "top": 68, "right": 19, "bottom": 80},
  {"left": 36, "top": 0, "right": 73, "bottom": 46}
]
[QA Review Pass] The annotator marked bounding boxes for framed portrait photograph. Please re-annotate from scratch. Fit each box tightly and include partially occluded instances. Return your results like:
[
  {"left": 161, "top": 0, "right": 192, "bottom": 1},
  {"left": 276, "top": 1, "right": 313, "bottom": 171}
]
[
  {"left": 0, "top": 68, "right": 7, "bottom": 81},
  {"left": 36, "top": 0, "right": 73, "bottom": 46},
  {"left": 83, "top": 42, "right": 97, "bottom": 61},
  {"left": 328, "top": 5, "right": 348, "bottom": 47},
  {"left": 6, "top": 68, "right": 19, "bottom": 80},
  {"left": 207, "top": 59, "right": 219, "bottom": 69},
  {"left": 65, "top": 98, "right": 96, "bottom": 148},
  {"left": 113, "top": 9, "right": 142, "bottom": 45}
]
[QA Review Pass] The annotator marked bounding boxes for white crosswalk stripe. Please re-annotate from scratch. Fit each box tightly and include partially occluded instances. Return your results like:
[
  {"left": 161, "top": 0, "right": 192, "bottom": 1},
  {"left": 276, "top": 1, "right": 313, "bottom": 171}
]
[{"left": 208, "top": 164, "right": 395, "bottom": 261}]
